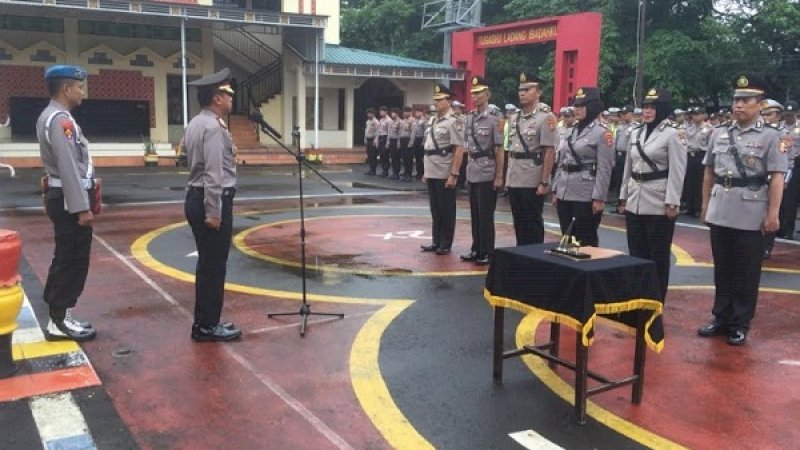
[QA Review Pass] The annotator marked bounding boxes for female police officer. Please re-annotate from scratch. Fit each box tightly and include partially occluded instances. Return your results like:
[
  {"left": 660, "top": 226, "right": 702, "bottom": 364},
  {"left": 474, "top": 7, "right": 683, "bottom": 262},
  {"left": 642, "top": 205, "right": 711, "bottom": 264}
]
[
  {"left": 552, "top": 87, "right": 614, "bottom": 246},
  {"left": 618, "top": 88, "right": 687, "bottom": 301}
]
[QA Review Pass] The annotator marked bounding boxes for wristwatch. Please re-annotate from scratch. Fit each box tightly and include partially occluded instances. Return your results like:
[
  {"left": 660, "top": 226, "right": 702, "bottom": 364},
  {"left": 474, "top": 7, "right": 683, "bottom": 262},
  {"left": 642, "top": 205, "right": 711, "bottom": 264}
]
[{"left": 540, "top": 181, "right": 549, "bottom": 187}]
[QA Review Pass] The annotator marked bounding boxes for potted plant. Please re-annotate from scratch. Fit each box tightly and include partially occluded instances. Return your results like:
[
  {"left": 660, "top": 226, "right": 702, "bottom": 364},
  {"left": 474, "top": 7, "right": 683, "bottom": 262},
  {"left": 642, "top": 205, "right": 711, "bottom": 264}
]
[{"left": 142, "top": 135, "right": 159, "bottom": 167}]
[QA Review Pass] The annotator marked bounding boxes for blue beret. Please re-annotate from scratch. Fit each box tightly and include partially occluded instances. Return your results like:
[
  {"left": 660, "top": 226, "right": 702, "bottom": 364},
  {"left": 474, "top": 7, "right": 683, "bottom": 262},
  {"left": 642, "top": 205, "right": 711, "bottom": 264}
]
[{"left": 44, "top": 65, "right": 87, "bottom": 81}]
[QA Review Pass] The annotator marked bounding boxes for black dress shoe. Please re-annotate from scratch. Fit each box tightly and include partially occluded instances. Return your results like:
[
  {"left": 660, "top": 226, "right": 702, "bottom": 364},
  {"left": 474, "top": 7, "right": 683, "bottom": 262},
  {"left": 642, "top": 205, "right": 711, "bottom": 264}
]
[
  {"left": 727, "top": 329, "right": 747, "bottom": 346},
  {"left": 474, "top": 255, "right": 490, "bottom": 265},
  {"left": 420, "top": 244, "right": 438, "bottom": 252},
  {"left": 460, "top": 251, "right": 477, "bottom": 261},
  {"left": 697, "top": 321, "right": 727, "bottom": 337},
  {"left": 379, "top": 172, "right": 389, "bottom": 177},
  {"left": 191, "top": 324, "right": 242, "bottom": 342},
  {"left": 435, "top": 247, "right": 451, "bottom": 255},
  {"left": 364, "top": 170, "right": 376, "bottom": 176}
]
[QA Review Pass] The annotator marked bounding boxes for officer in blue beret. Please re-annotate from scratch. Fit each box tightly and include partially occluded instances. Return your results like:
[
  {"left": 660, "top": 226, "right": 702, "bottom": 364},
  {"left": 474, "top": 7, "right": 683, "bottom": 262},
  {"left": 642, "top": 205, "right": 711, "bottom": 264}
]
[{"left": 36, "top": 65, "right": 98, "bottom": 341}]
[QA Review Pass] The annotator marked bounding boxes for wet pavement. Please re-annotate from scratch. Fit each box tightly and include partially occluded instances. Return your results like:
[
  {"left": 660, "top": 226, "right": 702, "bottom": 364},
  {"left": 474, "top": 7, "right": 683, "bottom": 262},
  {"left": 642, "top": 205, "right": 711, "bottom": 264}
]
[{"left": 1, "top": 164, "right": 799, "bottom": 449}]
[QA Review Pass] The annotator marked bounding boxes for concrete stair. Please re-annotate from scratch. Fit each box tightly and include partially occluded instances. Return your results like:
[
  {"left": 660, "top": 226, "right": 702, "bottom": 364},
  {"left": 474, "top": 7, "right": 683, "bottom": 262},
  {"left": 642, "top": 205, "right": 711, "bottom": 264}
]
[{"left": 228, "top": 114, "right": 261, "bottom": 150}]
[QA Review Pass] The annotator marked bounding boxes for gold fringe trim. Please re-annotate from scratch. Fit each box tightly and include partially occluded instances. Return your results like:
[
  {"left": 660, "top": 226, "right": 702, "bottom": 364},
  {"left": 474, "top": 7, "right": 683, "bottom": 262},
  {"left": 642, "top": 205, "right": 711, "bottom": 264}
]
[{"left": 484, "top": 288, "right": 665, "bottom": 353}]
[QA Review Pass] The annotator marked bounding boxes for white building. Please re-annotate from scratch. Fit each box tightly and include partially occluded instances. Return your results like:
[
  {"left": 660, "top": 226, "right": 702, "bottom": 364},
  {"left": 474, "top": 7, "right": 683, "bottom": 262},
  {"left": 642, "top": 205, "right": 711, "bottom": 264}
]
[{"left": 0, "top": 0, "right": 462, "bottom": 167}]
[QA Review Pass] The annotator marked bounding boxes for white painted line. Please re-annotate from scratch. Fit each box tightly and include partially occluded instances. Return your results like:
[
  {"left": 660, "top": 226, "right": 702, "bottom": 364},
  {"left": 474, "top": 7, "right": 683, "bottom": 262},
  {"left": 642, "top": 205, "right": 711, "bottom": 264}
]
[
  {"left": 29, "top": 392, "right": 95, "bottom": 449},
  {"left": 94, "top": 233, "right": 354, "bottom": 450},
  {"left": 186, "top": 251, "right": 198, "bottom": 258},
  {"left": 779, "top": 360, "right": 800, "bottom": 366},
  {"left": 509, "top": 430, "right": 564, "bottom": 450},
  {"left": 12, "top": 291, "right": 45, "bottom": 344}
]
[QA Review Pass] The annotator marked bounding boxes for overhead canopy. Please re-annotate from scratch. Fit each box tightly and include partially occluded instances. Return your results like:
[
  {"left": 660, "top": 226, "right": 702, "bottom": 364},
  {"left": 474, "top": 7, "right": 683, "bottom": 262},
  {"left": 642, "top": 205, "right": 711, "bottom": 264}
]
[{"left": 306, "top": 45, "right": 463, "bottom": 81}]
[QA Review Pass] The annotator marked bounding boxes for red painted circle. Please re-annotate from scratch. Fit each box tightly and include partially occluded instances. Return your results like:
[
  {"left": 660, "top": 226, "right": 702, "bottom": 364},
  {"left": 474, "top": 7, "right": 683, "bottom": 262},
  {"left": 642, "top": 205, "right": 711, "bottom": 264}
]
[{"left": 241, "top": 215, "right": 519, "bottom": 275}]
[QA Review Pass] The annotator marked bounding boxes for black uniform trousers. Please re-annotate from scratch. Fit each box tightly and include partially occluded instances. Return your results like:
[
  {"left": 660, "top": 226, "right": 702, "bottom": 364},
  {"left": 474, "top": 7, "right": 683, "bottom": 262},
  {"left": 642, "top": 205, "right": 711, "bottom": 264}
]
[
  {"left": 185, "top": 188, "right": 235, "bottom": 327},
  {"left": 426, "top": 179, "right": 457, "bottom": 250},
  {"left": 399, "top": 137, "right": 412, "bottom": 176},
  {"left": 683, "top": 151, "right": 705, "bottom": 214},
  {"left": 709, "top": 224, "right": 764, "bottom": 331},
  {"left": 378, "top": 135, "right": 389, "bottom": 175},
  {"left": 413, "top": 138, "right": 424, "bottom": 177},
  {"left": 389, "top": 138, "right": 401, "bottom": 176},
  {"left": 608, "top": 151, "right": 626, "bottom": 203},
  {"left": 625, "top": 213, "right": 676, "bottom": 301},
  {"left": 468, "top": 181, "right": 498, "bottom": 257},
  {"left": 43, "top": 189, "right": 92, "bottom": 320},
  {"left": 507, "top": 187, "right": 545, "bottom": 245},
  {"left": 779, "top": 160, "right": 800, "bottom": 238},
  {"left": 556, "top": 200, "right": 602, "bottom": 247},
  {"left": 365, "top": 138, "right": 378, "bottom": 173}
]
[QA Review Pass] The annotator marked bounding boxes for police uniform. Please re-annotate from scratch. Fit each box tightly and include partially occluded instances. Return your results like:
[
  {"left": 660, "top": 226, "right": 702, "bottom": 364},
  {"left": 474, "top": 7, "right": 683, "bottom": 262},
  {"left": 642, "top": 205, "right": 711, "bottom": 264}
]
[
  {"left": 761, "top": 99, "right": 789, "bottom": 257},
  {"left": 388, "top": 109, "right": 401, "bottom": 179},
  {"left": 552, "top": 87, "right": 614, "bottom": 247},
  {"left": 409, "top": 112, "right": 427, "bottom": 179},
  {"left": 506, "top": 73, "right": 557, "bottom": 245},
  {"left": 37, "top": 65, "right": 97, "bottom": 341},
  {"left": 779, "top": 101, "right": 800, "bottom": 238},
  {"left": 683, "top": 106, "right": 711, "bottom": 215},
  {"left": 620, "top": 88, "right": 687, "bottom": 301},
  {"left": 420, "top": 84, "right": 465, "bottom": 254},
  {"left": 608, "top": 106, "right": 634, "bottom": 205},
  {"left": 461, "top": 76, "right": 503, "bottom": 263},
  {"left": 378, "top": 108, "right": 390, "bottom": 176},
  {"left": 184, "top": 68, "right": 242, "bottom": 341},
  {"left": 364, "top": 110, "right": 380, "bottom": 175},
  {"left": 399, "top": 108, "right": 414, "bottom": 181},
  {"left": 699, "top": 74, "right": 788, "bottom": 345}
]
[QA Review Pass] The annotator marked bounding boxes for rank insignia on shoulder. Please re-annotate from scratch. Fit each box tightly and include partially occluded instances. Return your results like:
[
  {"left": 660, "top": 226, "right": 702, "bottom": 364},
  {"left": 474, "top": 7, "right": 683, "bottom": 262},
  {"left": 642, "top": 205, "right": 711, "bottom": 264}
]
[
  {"left": 780, "top": 136, "right": 792, "bottom": 153},
  {"left": 61, "top": 118, "right": 74, "bottom": 140},
  {"left": 539, "top": 103, "right": 551, "bottom": 113}
]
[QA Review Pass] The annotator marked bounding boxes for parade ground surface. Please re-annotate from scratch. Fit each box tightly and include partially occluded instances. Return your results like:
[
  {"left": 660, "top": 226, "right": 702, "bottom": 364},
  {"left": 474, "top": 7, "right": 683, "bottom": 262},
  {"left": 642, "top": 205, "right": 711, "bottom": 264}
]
[{"left": 1, "top": 165, "right": 799, "bottom": 450}]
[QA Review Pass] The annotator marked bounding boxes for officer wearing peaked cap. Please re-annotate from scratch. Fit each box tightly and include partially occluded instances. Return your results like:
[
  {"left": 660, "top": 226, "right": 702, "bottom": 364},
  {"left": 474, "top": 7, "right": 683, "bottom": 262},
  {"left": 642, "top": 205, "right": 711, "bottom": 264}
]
[
  {"left": 552, "top": 87, "right": 614, "bottom": 247},
  {"left": 760, "top": 99, "right": 789, "bottom": 258},
  {"left": 420, "top": 83, "right": 465, "bottom": 255},
  {"left": 37, "top": 65, "right": 98, "bottom": 342},
  {"left": 683, "top": 105, "right": 711, "bottom": 216},
  {"left": 618, "top": 87, "right": 687, "bottom": 302},
  {"left": 460, "top": 76, "right": 504, "bottom": 264},
  {"left": 506, "top": 71, "right": 557, "bottom": 245},
  {"left": 699, "top": 73, "right": 788, "bottom": 345},
  {"left": 184, "top": 68, "right": 242, "bottom": 342},
  {"left": 779, "top": 100, "right": 800, "bottom": 239}
]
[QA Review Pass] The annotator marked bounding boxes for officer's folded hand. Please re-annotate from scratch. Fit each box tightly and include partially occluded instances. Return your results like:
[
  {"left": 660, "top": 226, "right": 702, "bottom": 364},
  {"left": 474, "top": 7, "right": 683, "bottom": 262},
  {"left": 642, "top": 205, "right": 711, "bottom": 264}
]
[
  {"left": 205, "top": 217, "right": 222, "bottom": 230},
  {"left": 591, "top": 200, "right": 605, "bottom": 215},
  {"left": 445, "top": 175, "right": 457, "bottom": 189},
  {"left": 617, "top": 200, "right": 626, "bottom": 215},
  {"left": 762, "top": 215, "right": 780, "bottom": 234},
  {"left": 77, "top": 211, "right": 93, "bottom": 227}
]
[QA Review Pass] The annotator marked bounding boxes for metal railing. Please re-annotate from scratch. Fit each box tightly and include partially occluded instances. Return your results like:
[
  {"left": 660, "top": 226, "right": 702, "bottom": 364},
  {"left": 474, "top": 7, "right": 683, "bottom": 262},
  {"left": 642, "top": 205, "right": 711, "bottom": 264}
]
[
  {"left": 238, "top": 59, "right": 282, "bottom": 117},
  {"left": 213, "top": 27, "right": 281, "bottom": 72}
]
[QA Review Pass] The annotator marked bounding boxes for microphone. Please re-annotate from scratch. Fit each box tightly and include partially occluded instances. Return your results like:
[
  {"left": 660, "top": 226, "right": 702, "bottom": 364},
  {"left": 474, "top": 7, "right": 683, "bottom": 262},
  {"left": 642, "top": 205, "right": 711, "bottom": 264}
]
[{"left": 249, "top": 111, "right": 282, "bottom": 139}]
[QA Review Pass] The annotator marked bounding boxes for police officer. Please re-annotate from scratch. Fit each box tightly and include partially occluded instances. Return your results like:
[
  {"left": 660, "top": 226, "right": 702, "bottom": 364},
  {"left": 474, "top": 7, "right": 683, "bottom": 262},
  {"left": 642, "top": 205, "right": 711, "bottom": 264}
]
[
  {"left": 552, "top": 87, "right": 614, "bottom": 246},
  {"left": 420, "top": 84, "right": 465, "bottom": 255},
  {"left": 683, "top": 106, "right": 712, "bottom": 216},
  {"left": 460, "top": 76, "right": 504, "bottom": 264},
  {"left": 37, "top": 65, "right": 97, "bottom": 341},
  {"left": 409, "top": 107, "right": 427, "bottom": 180},
  {"left": 184, "top": 68, "right": 242, "bottom": 342},
  {"left": 779, "top": 101, "right": 800, "bottom": 239},
  {"left": 618, "top": 88, "right": 687, "bottom": 301},
  {"left": 761, "top": 99, "right": 790, "bottom": 258},
  {"left": 364, "top": 108, "right": 380, "bottom": 175},
  {"left": 609, "top": 106, "right": 634, "bottom": 208},
  {"left": 506, "top": 72, "right": 557, "bottom": 245},
  {"left": 387, "top": 108, "right": 402, "bottom": 179},
  {"left": 698, "top": 73, "right": 787, "bottom": 345},
  {"left": 377, "top": 106, "right": 390, "bottom": 176},
  {"left": 400, "top": 106, "right": 414, "bottom": 181}
]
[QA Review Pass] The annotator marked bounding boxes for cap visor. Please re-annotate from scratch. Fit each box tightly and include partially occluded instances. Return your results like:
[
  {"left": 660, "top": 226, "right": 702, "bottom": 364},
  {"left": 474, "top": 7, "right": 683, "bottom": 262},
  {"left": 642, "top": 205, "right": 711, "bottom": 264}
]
[{"left": 470, "top": 86, "right": 488, "bottom": 94}]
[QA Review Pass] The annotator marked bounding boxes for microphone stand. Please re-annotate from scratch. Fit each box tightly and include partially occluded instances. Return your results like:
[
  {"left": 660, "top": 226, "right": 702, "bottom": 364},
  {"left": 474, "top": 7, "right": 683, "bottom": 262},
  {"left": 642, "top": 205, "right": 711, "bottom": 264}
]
[{"left": 257, "top": 123, "right": 344, "bottom": 336}]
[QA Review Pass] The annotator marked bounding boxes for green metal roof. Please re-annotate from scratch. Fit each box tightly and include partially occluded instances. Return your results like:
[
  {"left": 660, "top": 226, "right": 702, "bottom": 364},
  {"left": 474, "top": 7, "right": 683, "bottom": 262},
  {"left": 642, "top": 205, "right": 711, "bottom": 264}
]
[{"left": 323, "top": 45, "right": 453, "bottom": 70}]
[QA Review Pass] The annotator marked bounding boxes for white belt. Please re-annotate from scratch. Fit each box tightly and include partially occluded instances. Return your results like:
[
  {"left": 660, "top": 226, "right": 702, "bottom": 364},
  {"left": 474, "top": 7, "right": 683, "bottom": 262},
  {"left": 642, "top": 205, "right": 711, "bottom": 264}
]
[{"left": 48, "top": 177, "right": 94, "bottom": 190}]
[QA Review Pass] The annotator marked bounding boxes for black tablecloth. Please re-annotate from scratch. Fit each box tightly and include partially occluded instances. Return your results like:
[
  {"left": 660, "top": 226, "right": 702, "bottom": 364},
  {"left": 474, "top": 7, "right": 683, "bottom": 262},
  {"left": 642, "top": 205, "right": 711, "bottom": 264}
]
[{"left": 485, "top": 243, "right": 664, "bottom": 351}]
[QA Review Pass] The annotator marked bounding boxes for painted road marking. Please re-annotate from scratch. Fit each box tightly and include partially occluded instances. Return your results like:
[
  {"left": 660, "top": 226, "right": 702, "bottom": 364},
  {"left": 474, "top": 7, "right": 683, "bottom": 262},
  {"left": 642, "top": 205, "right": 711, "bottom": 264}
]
[
  {"left": 186, "top": 251, "right": 198, "bottom": 258},
  {"left": 30, "top": 392, "right": 96, "bottom": 450},
  {"left": 778, "top": 360, "right": 800, "bottom": 366},
  {"left": 509, "top": 430, "right": 564, "bottom": 449},
  {"left": 95, "top": 233, "right": 355, "bottom": 450}
]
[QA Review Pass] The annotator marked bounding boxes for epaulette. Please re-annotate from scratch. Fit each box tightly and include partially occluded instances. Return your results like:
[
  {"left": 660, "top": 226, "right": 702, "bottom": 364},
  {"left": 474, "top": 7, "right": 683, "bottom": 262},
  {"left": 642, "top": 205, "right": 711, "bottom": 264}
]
[
  {"left": 765, "top": 122, "right": 783, "bottom": 131},
  {"left": 595, "top": 120, "right": 608, "bottom": 130},
  {"left": 538, "top": 103, "right": 551, "bottom": 113}
]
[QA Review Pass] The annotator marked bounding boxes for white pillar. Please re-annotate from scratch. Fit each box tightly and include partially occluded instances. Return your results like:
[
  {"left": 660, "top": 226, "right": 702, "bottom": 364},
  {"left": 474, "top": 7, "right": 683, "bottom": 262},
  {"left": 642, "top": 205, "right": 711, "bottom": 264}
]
[
  {"left": 314, "top": 31, "right": 320, "bottom": 150},
  {"left": 297, "top": 65, "right": 307, "bottom": 149},
  {"left": 181, "top": 17, "right": 188, "bottom": 128},
  {"left": 345, "top": 83, "right": 354, "bottom": 148}
]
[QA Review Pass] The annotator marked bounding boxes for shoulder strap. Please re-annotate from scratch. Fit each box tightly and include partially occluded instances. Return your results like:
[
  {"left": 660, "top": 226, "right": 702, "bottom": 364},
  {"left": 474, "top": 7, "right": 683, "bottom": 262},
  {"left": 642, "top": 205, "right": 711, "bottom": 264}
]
[
  {"left": 726, "top": 127, "right": 749, "bottom": 178},
  {"left": 566, "top": 128, "right": 583, "bottom": 166},
  {"left": 633, "top": 126, "right": 660, "bottom": 172},
  {"left": 516, "top": 113, "right": 531, "bottom": 153},
  {"left": 470, "top": 113, "right": 487, "bottom": 153}
]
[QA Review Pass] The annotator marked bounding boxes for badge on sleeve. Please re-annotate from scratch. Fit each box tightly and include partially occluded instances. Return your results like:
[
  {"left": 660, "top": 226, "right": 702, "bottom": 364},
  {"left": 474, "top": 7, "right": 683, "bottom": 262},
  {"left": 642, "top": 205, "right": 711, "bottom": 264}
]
[
  {"left": 61, "top": 118, "right": 75, "bottom": 141},
  {"left": 677, "top": 130, "right": 688, "bottom": 146},
  {"left": 604, "top": 130, "right": 613, "bottom": 147},
  {"left": 547, "top": 115, "right": 557, "bottom": 131},
  {"left": 780, "top": 135, "right": 792, "bottom": 153}
]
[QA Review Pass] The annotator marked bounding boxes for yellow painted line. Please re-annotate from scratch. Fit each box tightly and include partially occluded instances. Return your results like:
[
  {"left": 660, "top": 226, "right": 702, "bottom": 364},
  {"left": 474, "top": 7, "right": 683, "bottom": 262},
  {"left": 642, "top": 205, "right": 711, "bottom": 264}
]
[
  {"left": 234, "top": 214, "right": 487, "bottom": 277},
  {"left": 515, "top": 313, "right": 689, "bottom": 450},
  {"left": 350, "top": 301, "right": 434, "bottom": 450},
  {"left": 12, "top": 341, "right": 81, "bottom": 361}
]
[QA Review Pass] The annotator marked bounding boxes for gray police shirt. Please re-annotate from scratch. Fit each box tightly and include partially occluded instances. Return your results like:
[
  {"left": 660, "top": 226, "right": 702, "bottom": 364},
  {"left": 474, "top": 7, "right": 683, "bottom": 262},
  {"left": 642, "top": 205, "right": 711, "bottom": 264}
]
[
  {"left": 553, "top": 120, "right": 614, "bottom": 201},
  {"left": 506, "top": 104, "right": 557, "bottom": 188},
  {"left": 464, "top": 108, "right": 503, "bottom": 183},
  {"left": 424, "top": 112, "right": 464, "bottom": 180},
  {"left": 185, "top": 109, "right": 237, "bottom": 219}
]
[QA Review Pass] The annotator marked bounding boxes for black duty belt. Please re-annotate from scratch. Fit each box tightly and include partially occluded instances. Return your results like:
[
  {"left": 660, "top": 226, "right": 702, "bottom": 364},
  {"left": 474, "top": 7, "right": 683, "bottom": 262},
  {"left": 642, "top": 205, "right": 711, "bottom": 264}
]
[
  {"left": 469, "top": 150, "right": 495, "bottom": 160},
  {"left": 631, "top": 170, "right": 669, "bottom": 182},
  {"left": 188, "top": 186, "right": 237, "bottom": 196},
  {"left": 561, "top": 163, "right": 596, "bottom": 173},
  {"left": 510, "top": 152, "right": 537, "bottom": 160},
  {"left": 425, "top": 147, "right": 455, "bottom": 156},
  {"left": 688, "top": 150, "right": 706, "bottom": 157},
  {"left": 714, "top": 175, "right": 766, "bottom": 188}
]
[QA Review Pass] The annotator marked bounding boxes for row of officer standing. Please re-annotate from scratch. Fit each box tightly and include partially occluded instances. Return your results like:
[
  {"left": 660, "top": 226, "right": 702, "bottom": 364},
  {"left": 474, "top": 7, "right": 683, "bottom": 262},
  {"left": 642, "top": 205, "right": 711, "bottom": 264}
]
[{"left": 417, "top": 71, "right": 787, "bottom": 347}]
